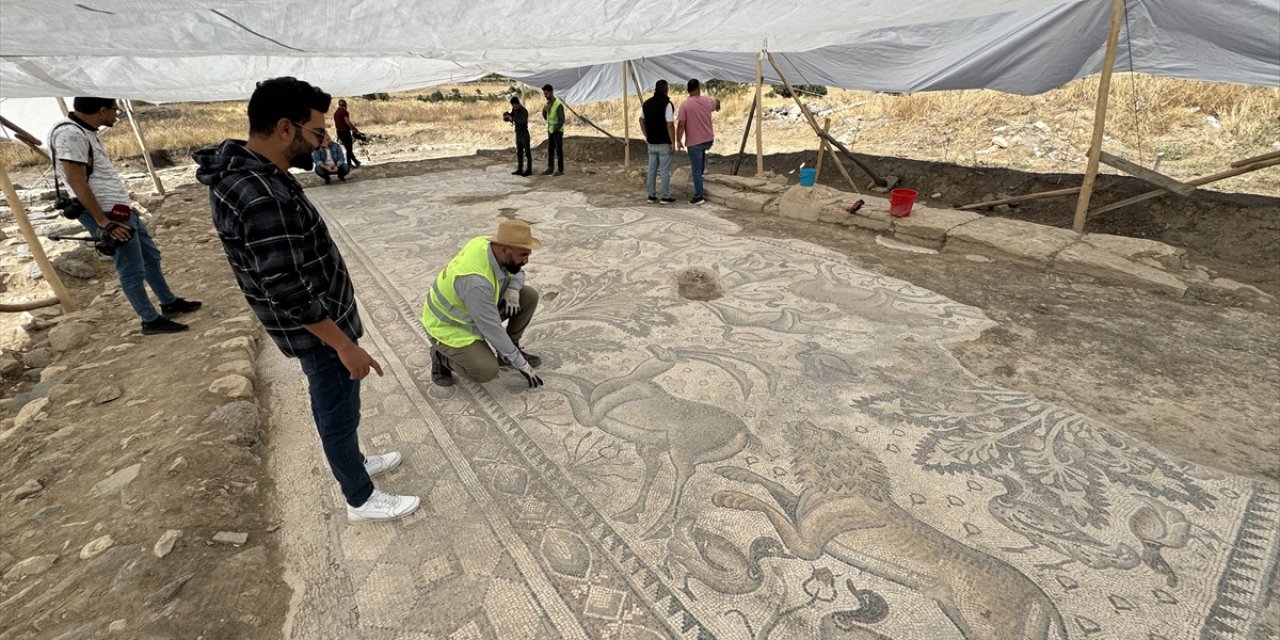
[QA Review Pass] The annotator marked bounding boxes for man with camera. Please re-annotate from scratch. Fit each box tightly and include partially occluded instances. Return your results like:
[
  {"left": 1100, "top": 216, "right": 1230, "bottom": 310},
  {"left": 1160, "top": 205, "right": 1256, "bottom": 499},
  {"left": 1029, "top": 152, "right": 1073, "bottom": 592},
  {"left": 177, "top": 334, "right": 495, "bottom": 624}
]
[
  {"left": 422, "top": 219, "right": 544, "bottom": 389},
  {"left": 48, "top": 97, "right": 201, "bottom": 335},
  {"left": 503, "top": 96, "right": 531, "bottom": 176},
  {"left": 333, "top": 99, "right": 362, "bottom": 167}
]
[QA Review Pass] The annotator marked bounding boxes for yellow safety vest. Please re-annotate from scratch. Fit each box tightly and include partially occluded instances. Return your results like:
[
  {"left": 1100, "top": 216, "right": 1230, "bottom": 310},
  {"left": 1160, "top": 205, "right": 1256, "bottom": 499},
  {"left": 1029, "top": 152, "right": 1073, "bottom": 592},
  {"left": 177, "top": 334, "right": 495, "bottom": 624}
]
[
  {"left": 421, "top": 236, "right": 501, "bottom": 348},
  {"left": 546, "top": 98, "right": 564, "bottom": 133}
]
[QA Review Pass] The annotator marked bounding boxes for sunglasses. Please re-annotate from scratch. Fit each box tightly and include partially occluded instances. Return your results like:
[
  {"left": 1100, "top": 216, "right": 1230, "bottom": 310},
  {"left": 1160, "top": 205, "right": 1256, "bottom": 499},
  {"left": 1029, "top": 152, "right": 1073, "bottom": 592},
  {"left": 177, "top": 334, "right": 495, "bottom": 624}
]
[{"left": 292, "top": 122, "right": 328, "bottom": 142}]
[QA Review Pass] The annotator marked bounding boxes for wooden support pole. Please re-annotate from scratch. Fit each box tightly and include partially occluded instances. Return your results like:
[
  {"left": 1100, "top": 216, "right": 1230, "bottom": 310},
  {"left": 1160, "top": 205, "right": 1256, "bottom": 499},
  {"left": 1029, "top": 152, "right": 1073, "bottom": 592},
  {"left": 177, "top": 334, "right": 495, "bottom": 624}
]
[
  {"left": 622, "top": 62, "right": 630, "bottom": 169},
  {"left": 0, "top": 298, "right": 60, "bottom": 313},
  {"left": 1072, "top": 0, "right": 1127, "bottom": 232},
  {"left": 1099, "top": 150, "right": 1194, "bottom": 196},
  {"left": 731, "top": 95, "right": 757, "bottom": 176},
  {"left": 958, "top": 186, "right": 1084, "bottom": 210},
  {"left": 754, "top": 52, "right": 765, "bottom": 175},
  {"left": 55, "top": 97, "right": 69, "bottom": 116},
  {"left": 0, "top": 163, "right": 76, "bottom": 314},
  {"left": 628, "top": 62, "right": 645, "bottom": 113},
  {"left": 1087, "top": 155, "right": 1280, "bottom": 217},
  {"left": 1231, "top": 150, "right": 1280, "bottom": 168},
  {"left": 0, "top": 115, "right": 51, "bottom": 161},
  {"left": 765, "top": 53, "right": 862, "bottom": 194},
  {"left": 814, "top": 118, "right": 832, "bottom": 182},
  {"left": 122, "top": 99, "right": 165, "bottom": 196},
  {"left": 562, "top": 102, "right": 620, "bottom": 142}
]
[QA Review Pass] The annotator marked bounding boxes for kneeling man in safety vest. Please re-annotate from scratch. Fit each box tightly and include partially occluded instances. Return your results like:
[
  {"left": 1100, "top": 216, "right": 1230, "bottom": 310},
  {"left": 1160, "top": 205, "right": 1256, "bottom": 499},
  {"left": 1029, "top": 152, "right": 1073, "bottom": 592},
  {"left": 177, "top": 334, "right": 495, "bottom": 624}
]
[{"left": 422, "top": 219, "right": 544, "bottom": 388}]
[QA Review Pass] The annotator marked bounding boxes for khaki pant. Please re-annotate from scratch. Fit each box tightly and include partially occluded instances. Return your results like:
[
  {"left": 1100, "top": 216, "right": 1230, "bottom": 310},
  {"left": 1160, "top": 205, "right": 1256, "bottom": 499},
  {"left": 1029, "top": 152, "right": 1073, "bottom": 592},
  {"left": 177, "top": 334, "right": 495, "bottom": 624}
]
[{"left": 434, "top": 286, "right": 538, "bottom": 382}]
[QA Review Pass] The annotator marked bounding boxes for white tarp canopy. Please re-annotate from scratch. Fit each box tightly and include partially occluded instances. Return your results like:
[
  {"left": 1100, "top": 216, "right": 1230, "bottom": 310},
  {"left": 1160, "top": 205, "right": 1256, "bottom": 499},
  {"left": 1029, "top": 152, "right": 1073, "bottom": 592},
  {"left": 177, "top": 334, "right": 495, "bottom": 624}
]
[{"left": 0, "top": 0, "right": 1276, "bottom": 103}]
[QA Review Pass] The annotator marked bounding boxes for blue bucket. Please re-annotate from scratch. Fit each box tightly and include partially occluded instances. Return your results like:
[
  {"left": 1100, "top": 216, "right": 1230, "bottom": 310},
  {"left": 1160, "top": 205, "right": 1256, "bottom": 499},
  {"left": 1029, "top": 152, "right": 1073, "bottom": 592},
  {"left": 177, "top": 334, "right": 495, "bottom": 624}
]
[{"left": 799, "top": 167, "right": 817, "bottom": 187}]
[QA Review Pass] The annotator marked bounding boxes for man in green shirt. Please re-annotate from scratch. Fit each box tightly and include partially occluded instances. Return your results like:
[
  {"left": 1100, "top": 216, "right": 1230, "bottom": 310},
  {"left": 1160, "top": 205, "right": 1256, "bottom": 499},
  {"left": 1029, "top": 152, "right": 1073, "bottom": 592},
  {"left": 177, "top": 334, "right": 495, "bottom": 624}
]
[{"left": 541, "top": 84, "right": 565, "bottom": 176}]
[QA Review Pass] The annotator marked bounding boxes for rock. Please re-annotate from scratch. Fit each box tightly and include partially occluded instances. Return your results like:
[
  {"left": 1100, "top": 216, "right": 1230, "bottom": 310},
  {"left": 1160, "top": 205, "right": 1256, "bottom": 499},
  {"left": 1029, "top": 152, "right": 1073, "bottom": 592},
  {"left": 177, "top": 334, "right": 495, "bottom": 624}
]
[
  {"left": 1033, "top": 120, "right": 1051, "bottom": 132},
  {"left": 964, "top": 254, "right": 993, "bottom": 263},
  {"left": 703, "top": 174, "right": 789, "bottom": 194},
  {"left": 3, "top": 554, "right": 58, "bottom": 580},
  {"left": 39, "top": 365, "right": 68, "bottom": 383},
  {"left": 26, "top": 262, "right": 44, "bottom": 281},
  {"left": 89, "top": 463, "right": 141, "bottom": 498},
  {"left": 945, "top": 217, "right": 1080, "bottom": 266},
  {"left": 95, "top": 385, "right": 123, "bottom": 404},
  {"left": 214, "top": 359, "right": 256, "bottom": 381},
  {"left": 930, "top": 192, "right": 943, "bottom": 199},
  {"left": 892, "top": 206, "right": 983, "bottom": 248},
  {"left": 1081, "top": 233, "right": 1184, "bottom": 261},
  {"left": 53, "top": 258, "right": 96, "bottom": 279},
  {"left": 79, "top": 534, "right": 116, "bottom": 560},
  {"left": 205, "top": 400, "right": 259, "bottom": 446},
  {"left": 1208, "top": 277, "right": 1276, "bottom": 302},
  {"left": 208, "top": 374, "right": 253, "bottom": 398},
  {"left": 48, "top": 383, "right": 81, "bottom": 404},
  {"left": 23, "top": 347, "right": 56, "bottom": 369},
  {"left": 146, "top": 573, "right": 194, "bottom": 606},
  {"left": 153, "top": 529, "right": 182, "bottom": 558},
  {"left": 211, "top": 531, "right": 248, "bottom": 545},
  {"left": 108, "top": 620, "right": 127, "bottom": 633},
  {"left": 30, "top": 377, "right": 61, "bottom": 400},
  {"left": 48, "top": 321, "right": 95, "bottom": 352},
  {"left": 14, "top": 397, "right": 49, "bottom": 429},
  {"left": 166, "top": 456, "right": 188, "bottom": 474},
  {"left": 0, "top": 353, "right": 22, "bottom": 376},
  {"left": 778, "top": 184, "right": 851, "bottom": 222},
  {"left": 725, "top": 190, "right": 779, "bottom": 213},
  {"left": 1054, "top": 243, "right": 1188, "bottom": 296},
  {"left": 10, "top": 478, "right": 43, "bottom": 501},
  {"left": 991, "top": 136, "right": 1010, "bottom": 148},
  {"left": 20, "top": 368, "right": 43, "bottom": 382}
]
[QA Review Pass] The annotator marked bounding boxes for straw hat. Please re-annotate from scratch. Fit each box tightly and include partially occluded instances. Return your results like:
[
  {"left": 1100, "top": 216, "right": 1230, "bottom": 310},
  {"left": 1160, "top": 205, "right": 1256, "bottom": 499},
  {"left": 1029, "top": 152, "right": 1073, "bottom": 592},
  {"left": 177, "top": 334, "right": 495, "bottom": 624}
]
[{"left": 490, "top": 219, "right": 543, "bottom": 251}]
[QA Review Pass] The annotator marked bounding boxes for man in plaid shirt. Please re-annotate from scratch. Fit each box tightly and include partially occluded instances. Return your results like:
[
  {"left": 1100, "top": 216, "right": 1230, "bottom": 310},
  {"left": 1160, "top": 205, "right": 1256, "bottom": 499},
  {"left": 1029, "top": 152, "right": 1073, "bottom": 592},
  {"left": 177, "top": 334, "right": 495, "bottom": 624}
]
[{"left": 194, "top": 77, "right": 419, "bottom": 523}]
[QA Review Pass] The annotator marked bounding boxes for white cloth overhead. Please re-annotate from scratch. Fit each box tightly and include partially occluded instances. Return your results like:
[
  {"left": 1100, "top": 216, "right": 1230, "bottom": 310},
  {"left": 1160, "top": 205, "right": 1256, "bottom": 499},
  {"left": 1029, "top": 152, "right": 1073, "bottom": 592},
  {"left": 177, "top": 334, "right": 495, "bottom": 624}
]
[
  {"left": 518, "top": 0, "right": 1280, "bottom": 104},
  {"left": 0, "top": 0, "right": 1275, "bottom": 103}
]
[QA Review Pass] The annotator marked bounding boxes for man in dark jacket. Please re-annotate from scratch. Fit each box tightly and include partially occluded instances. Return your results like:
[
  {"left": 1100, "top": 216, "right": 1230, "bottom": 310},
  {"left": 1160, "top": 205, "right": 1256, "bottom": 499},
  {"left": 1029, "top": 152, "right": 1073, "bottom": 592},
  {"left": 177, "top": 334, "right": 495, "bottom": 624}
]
[
  {"left": 504, "top": 96, "right": 531, "bottom": 176},
  {"left": 639, "top": 80, "right": 677, "bottom": 204},
  {"left": 192, "top": 77, "right": 419, "bottom": 524}
]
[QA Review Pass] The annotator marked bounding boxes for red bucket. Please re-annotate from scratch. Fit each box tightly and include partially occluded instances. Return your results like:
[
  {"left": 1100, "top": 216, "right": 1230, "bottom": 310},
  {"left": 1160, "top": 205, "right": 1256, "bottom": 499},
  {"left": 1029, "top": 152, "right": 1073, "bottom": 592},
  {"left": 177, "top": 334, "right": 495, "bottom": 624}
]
[{"left": 889, "top": 188, "right": 917, "bottom": 218}]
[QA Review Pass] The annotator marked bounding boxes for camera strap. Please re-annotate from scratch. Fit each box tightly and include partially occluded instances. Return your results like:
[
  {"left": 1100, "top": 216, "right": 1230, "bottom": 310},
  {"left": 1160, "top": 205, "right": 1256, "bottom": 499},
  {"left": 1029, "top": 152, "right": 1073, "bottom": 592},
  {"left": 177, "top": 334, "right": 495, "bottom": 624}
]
[{"left": 49, "top": 121, "right": 95, "bottom": 204}]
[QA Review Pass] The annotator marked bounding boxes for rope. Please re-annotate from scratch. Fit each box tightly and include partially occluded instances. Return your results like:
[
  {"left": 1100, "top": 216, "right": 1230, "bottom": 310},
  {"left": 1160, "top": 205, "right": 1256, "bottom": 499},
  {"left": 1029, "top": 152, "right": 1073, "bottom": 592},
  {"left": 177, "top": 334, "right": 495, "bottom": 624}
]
[{"left": 1121, "top": 0, "right": 1147, "bottom": 168}]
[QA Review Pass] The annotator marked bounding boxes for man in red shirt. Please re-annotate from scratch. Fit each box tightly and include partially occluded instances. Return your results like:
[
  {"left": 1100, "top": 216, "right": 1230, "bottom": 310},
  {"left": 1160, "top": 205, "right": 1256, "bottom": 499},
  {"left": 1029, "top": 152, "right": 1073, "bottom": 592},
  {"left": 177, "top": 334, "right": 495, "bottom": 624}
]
[
  {"left": 676, "top": 79, "right": 720, "bottom": 205},
  {"left": 333, "top": 99, "right": 362, "bottom": 167}
]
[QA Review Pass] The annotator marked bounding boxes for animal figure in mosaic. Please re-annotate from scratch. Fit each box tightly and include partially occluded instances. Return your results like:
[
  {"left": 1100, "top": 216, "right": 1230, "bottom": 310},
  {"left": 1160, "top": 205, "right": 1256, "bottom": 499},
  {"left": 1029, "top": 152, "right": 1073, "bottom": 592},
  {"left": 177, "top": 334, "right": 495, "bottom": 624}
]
[
  {"left": 1128, "top": 493, "right": 1223, "bottom": 588},
  {"left": 664, "top": 516, "right": 791, "bottom": 599},
  {"left": 549, "top": 345, "right": 762, "bottom": 539},
  {"left": 713, "top": 421, "right": 1066, "bottom": 640},
  {"left": 786, "top": 263, "right": 955, "bottom": 328},
  {"left": 988, "top": 474, "right": 1143, "bottom": 571}
]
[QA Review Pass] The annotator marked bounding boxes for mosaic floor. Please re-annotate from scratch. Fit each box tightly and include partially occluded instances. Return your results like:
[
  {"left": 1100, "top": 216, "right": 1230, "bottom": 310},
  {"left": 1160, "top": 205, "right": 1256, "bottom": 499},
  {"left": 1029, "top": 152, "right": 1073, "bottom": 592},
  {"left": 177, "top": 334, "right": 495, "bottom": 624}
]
[{"left": 273, "top": 167, "right": 1279, "bottom": 639}]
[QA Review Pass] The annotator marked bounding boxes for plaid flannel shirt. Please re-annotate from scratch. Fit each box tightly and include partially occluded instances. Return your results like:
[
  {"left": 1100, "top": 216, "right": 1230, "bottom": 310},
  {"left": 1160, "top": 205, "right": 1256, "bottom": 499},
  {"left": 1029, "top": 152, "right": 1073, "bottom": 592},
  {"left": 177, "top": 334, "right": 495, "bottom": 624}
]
[{"left": 195, "top": 140, "right": 363, "bottom": 357}]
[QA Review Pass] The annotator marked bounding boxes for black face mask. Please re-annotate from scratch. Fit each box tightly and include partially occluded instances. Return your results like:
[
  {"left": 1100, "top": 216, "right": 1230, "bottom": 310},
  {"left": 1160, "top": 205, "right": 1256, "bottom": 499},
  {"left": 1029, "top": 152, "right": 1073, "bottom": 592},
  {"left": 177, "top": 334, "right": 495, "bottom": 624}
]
[{"left": 286, "top": 128, "right": 315, "bottom": 171}]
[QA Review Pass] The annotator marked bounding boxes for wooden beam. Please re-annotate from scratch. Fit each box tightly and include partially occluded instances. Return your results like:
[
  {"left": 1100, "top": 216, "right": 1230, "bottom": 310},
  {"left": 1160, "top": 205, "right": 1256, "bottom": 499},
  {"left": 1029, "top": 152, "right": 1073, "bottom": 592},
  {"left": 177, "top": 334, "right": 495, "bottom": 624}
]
[
  {"left": 765, "top": 53, "right": 863, "bottom": 194},
  {"left": 55, "top": 97, "right": 69, "bottom": 116},
  {"left": 731, "top": 94, "right": 757, "bottom": 176},
  {"left": 1231, "top": 150, "right": 1280, "bottom": 168},
  {"left": 0, "top": 115, "right": 51, "bottom": 162},
  {"left": 1072, "top": 0, "right": 1127, "bottom": 231},
  {"left": 622, "top": 62, "right": 630, "bottom": 169},
  {"left": 958, "top": 186, "right": 1083, "bottom": 210},
  {"left": 0, "top": 163, "right": 76, "bottom": 313},
  {"left": 754, "top": 53, "right": 765, "bottom": 175},
  {"left": 1098, "top": 150, "right": 1194, "bottom": 196},
  {"left": 814, "top": 118, "right": 832, "bottom": 183},
  {"left": 0, "top": 298, "right": 60, "bottom": 313},
  {"left": 561, "top": 102, "right": 619, "bottom": 142},
  {"left": 122, "top": 99, "right": 165, "bottom": 196},
  {"left": 1087, "top": 155, "right": 1280, "bottom": 217}
]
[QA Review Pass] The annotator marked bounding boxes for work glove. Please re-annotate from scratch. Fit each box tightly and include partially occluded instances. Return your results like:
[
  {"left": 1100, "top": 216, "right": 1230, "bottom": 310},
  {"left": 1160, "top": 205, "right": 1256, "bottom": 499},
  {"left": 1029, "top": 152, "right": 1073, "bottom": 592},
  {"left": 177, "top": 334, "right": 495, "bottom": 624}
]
[
  {"left": 503, "top": 288, "right": 521, "bottom": 316},
  {"left": 516, "top": 362, "right": 543, "bottom": 388}
]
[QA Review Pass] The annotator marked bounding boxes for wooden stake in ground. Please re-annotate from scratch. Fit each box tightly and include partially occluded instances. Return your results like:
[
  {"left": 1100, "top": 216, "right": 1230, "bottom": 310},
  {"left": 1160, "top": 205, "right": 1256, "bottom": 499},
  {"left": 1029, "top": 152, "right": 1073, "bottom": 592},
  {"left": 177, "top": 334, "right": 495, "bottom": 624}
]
[
  {"left": 764, "top": 53, "right": 863, "bottom": 194},
  {"left": 1087, "top": 155, "right": 1280, "bottom": 218},
  {"left": 0, "top": 163, "right": 76, "bottom": 314},
  {"left": 1099, "top": 150, "right": 1194, "bottom": 196},
  {"left": 731, "top": 95, "right": 757, "bottom": 176},
  {"left": 0, "top": 115, "right": 51, "bottom": 162},
  {"left": 1072, "top": 0, "right": 1127, "bottom": 232},
  {"left": 814, "top": 117, "right": 831, "bottom": 182},
  {"left": 754, "top": 52, "right": 765, "bottom": 176},
  {"left": 622, "top": 62, "right": 630, "bottom": 169},
  {"left": 122, "top": 99, "right": 165, "bottom": 196},
  {"left": 56, "top": 97, "right": 69, "bottom": 116},
  {"left": 561, "top": 102, "right": 619, "bottom": 143}
]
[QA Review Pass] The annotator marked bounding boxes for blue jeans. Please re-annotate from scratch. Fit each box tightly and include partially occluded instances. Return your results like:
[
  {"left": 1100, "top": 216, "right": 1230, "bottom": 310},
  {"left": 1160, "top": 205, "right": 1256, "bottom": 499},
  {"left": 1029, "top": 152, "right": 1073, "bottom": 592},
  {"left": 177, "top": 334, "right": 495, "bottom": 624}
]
[
  {"left": 647, "top": 143, "right": 672, "bottom": 199},
  {"left": 298, "top": 345, "right": 373, "bottom": 507},
  {"left": 315, "top": 164, "right": 350, "bottom": 181},
  {"left": 79, "top": 209, "right": 175, "bottom": 322},
  {"left": 687, "top": 140, "right": 713, "bottom": 198}
]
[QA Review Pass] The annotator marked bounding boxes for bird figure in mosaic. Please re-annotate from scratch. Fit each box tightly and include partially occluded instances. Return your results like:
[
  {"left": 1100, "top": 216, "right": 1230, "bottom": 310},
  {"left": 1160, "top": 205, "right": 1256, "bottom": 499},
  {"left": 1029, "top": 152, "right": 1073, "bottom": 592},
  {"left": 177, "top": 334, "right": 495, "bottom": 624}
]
[
  {"left": 988, "top": 474, "right": 1142, "bottom": 572},
  {"left": 714, "top": 422, "right": 1066, "bottom": 640},
  {"left": 664, "top": 516, "right": 791, "bottom": 599},
  {"left": 1128, "top": 493, "right": 1223, "bottom": 588}
]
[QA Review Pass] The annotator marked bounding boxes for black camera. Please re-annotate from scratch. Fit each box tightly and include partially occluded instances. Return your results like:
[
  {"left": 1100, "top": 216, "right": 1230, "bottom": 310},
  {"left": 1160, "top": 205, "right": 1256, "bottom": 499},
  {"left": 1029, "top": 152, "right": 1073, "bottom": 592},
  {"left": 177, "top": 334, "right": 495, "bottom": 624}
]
[
  {"left": 94, "top": 222, "right": 132, "bottom": 257},
  {"left": 53, "top": 195, "right": 86, "bottom": 220},
  {"left": 502, "top": 112, "right": 512, "bottom": 123}
]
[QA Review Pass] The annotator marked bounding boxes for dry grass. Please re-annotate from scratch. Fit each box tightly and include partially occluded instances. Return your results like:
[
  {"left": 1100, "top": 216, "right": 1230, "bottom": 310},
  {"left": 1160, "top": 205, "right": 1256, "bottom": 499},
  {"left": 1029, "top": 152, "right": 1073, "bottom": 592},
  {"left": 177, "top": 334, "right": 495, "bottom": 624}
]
[{"left": 4, "top": 75, "right": 1276, "bottom": 194}]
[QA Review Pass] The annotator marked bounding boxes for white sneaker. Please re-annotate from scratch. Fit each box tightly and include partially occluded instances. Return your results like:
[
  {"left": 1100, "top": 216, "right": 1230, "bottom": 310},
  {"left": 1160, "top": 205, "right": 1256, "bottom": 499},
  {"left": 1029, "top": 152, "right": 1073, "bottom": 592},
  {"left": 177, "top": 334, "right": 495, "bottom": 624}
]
[
  {"left": 363, "top": 451, "right": 402, "bottom": 477},
  {"left": 347, "top": 489, "right": 421, "bottom": 523}
]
